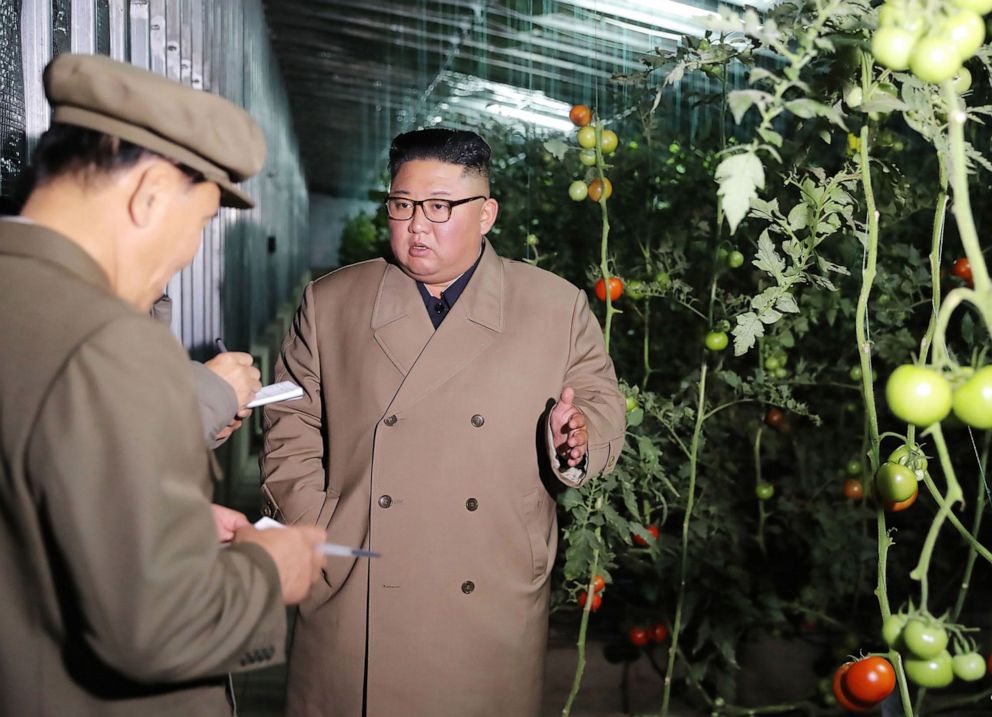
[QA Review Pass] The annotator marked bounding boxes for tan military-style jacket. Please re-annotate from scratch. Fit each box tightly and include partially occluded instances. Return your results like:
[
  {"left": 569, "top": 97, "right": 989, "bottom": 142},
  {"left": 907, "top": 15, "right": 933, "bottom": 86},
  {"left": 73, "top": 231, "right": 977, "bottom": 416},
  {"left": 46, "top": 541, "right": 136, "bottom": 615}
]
[
  {"left": 0, "top": 219, "right": 286, "bottom": 717},
  {"left": 261, "top": 241, "right": 626, "bottom": 717}
]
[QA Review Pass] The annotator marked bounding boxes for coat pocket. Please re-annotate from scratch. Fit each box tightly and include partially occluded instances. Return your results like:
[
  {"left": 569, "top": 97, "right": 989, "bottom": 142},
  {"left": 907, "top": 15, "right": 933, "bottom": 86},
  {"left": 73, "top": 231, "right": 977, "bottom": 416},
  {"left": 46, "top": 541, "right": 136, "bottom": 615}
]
[{"left": 520, "top": 486, "right": 555, "bottom": 583}]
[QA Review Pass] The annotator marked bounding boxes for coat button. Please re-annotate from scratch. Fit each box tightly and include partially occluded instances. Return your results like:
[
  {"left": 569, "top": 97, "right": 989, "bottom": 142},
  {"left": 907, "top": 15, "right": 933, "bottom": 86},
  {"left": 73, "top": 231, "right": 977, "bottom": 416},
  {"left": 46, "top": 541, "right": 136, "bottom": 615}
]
[
  {"left": 383, "top": 415, "right": 397, "bottom": 426},
  {"left": 378, "top": 495, "right": 392, "bottom": 509},
  {"left": 470, "top": 414, "right": 484, "bottom": 427},
  {"left": 261, "top": 504, "right": 273, "bottom": 517},
  {"left": 461, "top": 580, "right": 475, "bottom": 594},
  {"left": 465, "top": 498, "right": 478, "bottom": 511}
]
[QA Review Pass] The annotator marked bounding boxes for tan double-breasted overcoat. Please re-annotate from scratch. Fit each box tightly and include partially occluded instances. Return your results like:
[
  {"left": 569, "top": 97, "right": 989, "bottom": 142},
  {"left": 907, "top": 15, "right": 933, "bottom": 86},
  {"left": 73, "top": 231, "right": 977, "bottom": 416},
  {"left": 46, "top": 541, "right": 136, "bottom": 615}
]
[{"left": 261, "top": 241, "right": 625, "bottom": 716}]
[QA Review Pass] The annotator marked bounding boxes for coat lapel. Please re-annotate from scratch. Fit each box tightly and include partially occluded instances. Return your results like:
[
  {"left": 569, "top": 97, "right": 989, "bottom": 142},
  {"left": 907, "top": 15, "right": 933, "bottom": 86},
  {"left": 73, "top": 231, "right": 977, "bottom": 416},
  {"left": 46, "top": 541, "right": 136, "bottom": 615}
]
[
  {"left": 381, "top": 240, "right": 503, "bottom": 415},
  {"left": 371, "top": 264, "right": 435, "bottom": 376}
]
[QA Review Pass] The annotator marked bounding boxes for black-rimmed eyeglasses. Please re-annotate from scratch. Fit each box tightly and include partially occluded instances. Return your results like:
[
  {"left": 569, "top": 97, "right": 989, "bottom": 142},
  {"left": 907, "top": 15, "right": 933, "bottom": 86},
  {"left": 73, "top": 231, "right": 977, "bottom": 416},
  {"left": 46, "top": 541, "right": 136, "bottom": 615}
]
[{"left": 384, "top": 195, "right": 487, "bottom": 223}]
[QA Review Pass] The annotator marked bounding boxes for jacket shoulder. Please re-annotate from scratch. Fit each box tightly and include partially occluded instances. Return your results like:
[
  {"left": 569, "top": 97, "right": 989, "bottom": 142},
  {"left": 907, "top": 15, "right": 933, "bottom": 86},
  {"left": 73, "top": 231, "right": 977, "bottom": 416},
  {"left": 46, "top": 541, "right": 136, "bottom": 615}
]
[
  {"left": 500, "top": 256, "right": 583, "bottom": 302},
  {"left": 309, "top": 258, "right": 389, "bottom": 300}
]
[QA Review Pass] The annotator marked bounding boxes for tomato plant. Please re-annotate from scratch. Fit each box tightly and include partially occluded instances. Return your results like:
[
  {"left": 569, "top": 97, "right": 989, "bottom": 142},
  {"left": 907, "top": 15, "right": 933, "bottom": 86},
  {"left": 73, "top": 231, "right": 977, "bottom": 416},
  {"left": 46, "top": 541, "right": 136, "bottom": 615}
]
[
  {"left": 578, "top": 148, "right": 597, "bottom": 167},
  {"left": 568, "top": 180, "right": 588, "bottom": 201},
  {"left": 885, "top": 365, "right": 952, "bottom": 426},
  {"left": 951, "top": 257, "right": 972, "bottom": 283},
  {"left": 842, "top": 478, "right": 864, "bottom": 500},
  {"left": 633, "top": 525, "right": 659, "bottom": 547},
  {"left": 569, "top": 104, "right": 592, "bottom": 127},
  {"left": 909, "top": 36, "right": 962, "bottom": 84},
  {"left": 650, "top": 623, "right": 668, "bottom": 643},
  {"left": 755, "top": 482, "right": 775, "bottom": 500},
  {"left": 599, "top": 129, "right": 619, "bottom": 154},
  {"left": 883, "top": 613, "right": 907, "bottom": 648},
  {"left": 594, "top": 277, "right": 623, "bottom": 302},
  {"left": 628, "top": 626, "right": 650, "bottom": 647},
  {"left": 883, "top": 486, "right": 918, "bottom": 512},
  {"left": 844, "top": 657, "right": 896, "bottom": 705},
  {"left": 591, "top": 575, "right": 606, "bottom": 593},
  {"left": 727, "top": 250, "right": 745, "bottom": 268},
  {"left": 588, "top": 177, "right": 613, "bottom": 202},
  {"left": 578, "top": 590, "right": 602, "bottom": 612},
  {"left": 904, "top": 651, "right": 954, "bottom": 688},
  {"left": 903, "top": 619, "right": 949, "bottom": 659},
  {"left": 704, "top": 330, "right": 728, "bottom": 351},
  {"left": 952, "top": 652, "right": 986, "bottom": 682},
  {"left": 951, "top": 365, "right": 992, "bottom": 429},
  {"left": 764, "top": 407, "right": 785, "bottom": 429},
  {"left": 875, "top": 462, "right": 918, "bottom": 503},
  {"left": 576, "top": 125, "right": 597, "bottom": 149},
  {"left": 832, "top": 663, "right": 870, "bottom": 713}
]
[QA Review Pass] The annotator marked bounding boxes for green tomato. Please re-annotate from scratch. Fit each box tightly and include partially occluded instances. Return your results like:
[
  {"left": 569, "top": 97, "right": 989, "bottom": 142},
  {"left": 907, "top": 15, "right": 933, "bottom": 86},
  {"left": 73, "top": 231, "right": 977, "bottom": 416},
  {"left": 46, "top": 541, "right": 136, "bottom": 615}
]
[
  {"left": 849, "top": 366, "right": 863, "bottom": 381},
  {"left": 942, "top": 10, "right": 985, "bottom": 60},
  {"left": 600, "top": 129, "right": 619, "bottom": 153},
  {"left": 627, "top": 140, "right": 639, "bottom": 150},
  {"left": 886, "top": 365, "right": 952, "bottom": 426},
  {"left": 872, "top": 27, "right": 918, "bottom": 71},
  {"left": 625, "top": 279, "right": 648, "bottom": 300},
  {"left": 882, "top": 613, "right": 908, "bottom": 648},
  {"left": 875, "top": 462, "right": 918, "bottom": 503},
  {"left": 654, "top": 271, "right": 671, "bottom": 289},
  {"left": 578, "top": 148, "right": 598, "bottom": 167},
  {"left": 845, "top": 459, "right": 862, "bottom": 476},
  {"left": 952, "top": 66, "right": 973, "bottom": 93},
  {"left": 727, "top": 250, "right": 745, "bottom": 268},
  {"left": 910, "top": 35, "right": 963, "bottom": 83},
  {"left": 904, "top": 651, "right": 954, "bottom": 688},
  {"left": 716, "top": 319, "right": 731, "bottom": 333},
  {"left": 577, "top": 126, "right": 597, "bottom": 149},
  {"left": 764, "top": 356, "right": 781, "bottom": 371},
  {"left": 903, "top": 619, "right": 949, "bottom": 659},
  {"left": 755, "top": 482, "right": 775, "bottom": 500},
  {"left": 952, "top": 652, "right": 986, "bottom": 682},
  {"left": 952, "top": 365, "right": 992, "bottom": 429},
  {"left": 625, "top": 396, "right": 639, "bottom": 413},
  {"left": 568, "top": 180, "right": 589, "bottom": 201},
  {"left": 888, "top": 443, "right": 928, "bottom": 477},
  {"left": 525, "top": 233, "right": 539, "bottom": 246},
  {"left": 774, "top": 367, "right": 788, "bottom": 379},
  {"left": 705, "top": 331, "right": 729, "bottom": 352},
  {"left": 952, "top": 0, "right": 992, "bottom": 14}
]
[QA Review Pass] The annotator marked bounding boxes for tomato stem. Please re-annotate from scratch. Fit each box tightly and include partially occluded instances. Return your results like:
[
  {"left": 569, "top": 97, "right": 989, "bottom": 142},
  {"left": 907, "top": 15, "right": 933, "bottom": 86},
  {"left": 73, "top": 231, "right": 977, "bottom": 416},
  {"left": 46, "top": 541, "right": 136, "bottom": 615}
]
[
  {"left": 594, "top": 121, "right": 615, "bottom": 354},
  {"left": 561, "top": 548, "right": 600, "bottom": 717},
  {"left": 753, "top": 426, "right": 767, "bottom": 556},
  {"left": 659, "top": 363, "right": 707, "bottom": 717},
  {"left": 950, "top": 432, "right": 990, "bottom": 623}
]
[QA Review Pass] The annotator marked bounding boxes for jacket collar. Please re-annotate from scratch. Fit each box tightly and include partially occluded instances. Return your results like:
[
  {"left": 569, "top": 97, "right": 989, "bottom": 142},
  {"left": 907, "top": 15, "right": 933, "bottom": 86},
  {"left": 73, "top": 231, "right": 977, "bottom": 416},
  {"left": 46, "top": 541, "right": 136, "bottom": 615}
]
[
  {"left": 371, "top": 238, "right": 503, "bottom": 410},
  {"left": 0, "top": 218, "right": 112, "bottom": 292}
]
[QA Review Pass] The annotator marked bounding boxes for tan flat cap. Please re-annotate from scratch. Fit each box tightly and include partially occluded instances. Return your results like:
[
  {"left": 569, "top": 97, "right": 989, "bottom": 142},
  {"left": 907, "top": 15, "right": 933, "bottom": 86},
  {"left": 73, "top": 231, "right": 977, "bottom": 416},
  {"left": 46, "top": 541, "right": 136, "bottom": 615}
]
[{"left": 43, "top": 53, "right": 266, "bottom": 208}]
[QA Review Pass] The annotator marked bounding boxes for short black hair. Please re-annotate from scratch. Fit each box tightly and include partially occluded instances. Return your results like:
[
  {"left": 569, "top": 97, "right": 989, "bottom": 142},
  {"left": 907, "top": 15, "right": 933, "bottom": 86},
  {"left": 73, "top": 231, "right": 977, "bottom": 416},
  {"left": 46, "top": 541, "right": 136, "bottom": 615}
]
[
  {"left": 388, "top": 128, "right": 491, "bottom": 181},
  {"left": 27, "top": 124, "right": 205, "bottom": 190},
  {"left": 29, "top": 124, "right": 153, "bottom": 187}
]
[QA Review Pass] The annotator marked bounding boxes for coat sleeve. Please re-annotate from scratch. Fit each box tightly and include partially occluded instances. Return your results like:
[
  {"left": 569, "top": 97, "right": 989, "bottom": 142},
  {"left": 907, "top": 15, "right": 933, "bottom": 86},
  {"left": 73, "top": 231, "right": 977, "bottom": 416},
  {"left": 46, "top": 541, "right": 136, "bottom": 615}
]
[
  {"left": 26, "top": 316, "right": 286, "bottom": 683},
  {"left": 190, "top": 360, "right": 238, "bottom": 448},
  {"left": 259, "top": 283, "right": 327, "bottom": 525},
  {"left": 547, "top": 289, "right": 626, "bottom": 487}
]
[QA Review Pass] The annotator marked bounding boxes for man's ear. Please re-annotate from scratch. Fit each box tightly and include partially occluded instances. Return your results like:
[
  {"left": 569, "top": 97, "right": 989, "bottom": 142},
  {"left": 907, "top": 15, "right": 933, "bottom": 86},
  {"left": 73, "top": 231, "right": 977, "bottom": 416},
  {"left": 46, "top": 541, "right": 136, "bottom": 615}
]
[
  {"left": 127, "top": 160, "right": 174, "bottom": 228},
  {"left": 480, "top": 197, "right": 499, "bottom": 235}
]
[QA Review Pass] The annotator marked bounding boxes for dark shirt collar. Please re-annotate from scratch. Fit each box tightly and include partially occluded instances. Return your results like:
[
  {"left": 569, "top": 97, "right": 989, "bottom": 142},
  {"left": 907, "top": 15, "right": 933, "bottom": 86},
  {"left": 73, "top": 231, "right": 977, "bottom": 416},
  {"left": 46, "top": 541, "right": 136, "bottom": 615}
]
[{"left": 416, "top": 243, "right": 485, "bottom": 329}]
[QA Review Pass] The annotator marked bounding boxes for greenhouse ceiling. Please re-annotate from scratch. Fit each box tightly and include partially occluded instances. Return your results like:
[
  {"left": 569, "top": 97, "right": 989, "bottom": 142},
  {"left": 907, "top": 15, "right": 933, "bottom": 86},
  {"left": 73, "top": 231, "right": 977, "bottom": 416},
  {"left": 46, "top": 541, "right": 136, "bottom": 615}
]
[{"left": 260, "top": 0, "right": 768, "bottom": 198}]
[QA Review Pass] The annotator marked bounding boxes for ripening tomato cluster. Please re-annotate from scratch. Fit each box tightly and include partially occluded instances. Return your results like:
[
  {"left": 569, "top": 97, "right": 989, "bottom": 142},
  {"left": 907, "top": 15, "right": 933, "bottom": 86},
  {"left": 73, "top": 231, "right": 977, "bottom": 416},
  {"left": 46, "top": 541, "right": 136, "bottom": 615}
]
[
  {"left": 578, "top": 573, "right": 607, "bottom": 613},
  {"left": 566, "top": 104, "right": 619, "bottom": 205},
  {"left": 832, "top": 656, "right": 896, "bottom": 712},
  {"left": 871, "top": 0, "right": 988, "bottom": 85},
  {"left": 628, "top": 622, "right": 668, "bottom": 647},
  {"left": 883, "top": 613, "right": 989, "bottom": 689},
  {"left": 886, "top": 364, "right": 992, "bottom": 429}
]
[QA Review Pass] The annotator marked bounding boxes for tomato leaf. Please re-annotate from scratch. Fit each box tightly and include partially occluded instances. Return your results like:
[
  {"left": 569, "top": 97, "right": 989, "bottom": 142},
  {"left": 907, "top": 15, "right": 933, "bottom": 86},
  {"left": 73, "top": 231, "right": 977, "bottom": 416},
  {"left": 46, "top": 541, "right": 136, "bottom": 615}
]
[
  {"left": 753, "top": 230, "right": 786, "bottom": 280},
  {"left": 715, "top": 150, "right": 764, "bottom": 234},
  {"left": 542, "top": 138, "right": 568, "bottom": 161},
  {"left": 733, "top": 311, "right": 765, "bottom": 355}
]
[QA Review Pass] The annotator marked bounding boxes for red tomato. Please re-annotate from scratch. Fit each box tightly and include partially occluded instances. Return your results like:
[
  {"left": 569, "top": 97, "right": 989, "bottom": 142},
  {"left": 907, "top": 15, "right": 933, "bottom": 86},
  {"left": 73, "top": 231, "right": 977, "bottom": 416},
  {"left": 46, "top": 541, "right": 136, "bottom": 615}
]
[
  {"left": 578, "top": 590, "right": 602, "bottom": 612},
  {"left": 650, "top": 624, "right": 669, "bottom": 642},
  {"left": 588, "top": 177, "right": 613, "bottom": 202},
  {"left": 764, "top": 407, "right": 785, "bottom": 429},
  {"left": 845, "top": 657, "right": 896, "bottom": 705},
  {"left": 952, "top": 257, "right": 973, "bottom": 284},
  {"left": 884, "top": 485, "right": 919, "bottom": 512},
  {"left": 569, "top": 104, "right": 592, "bottom": 127},
  {"left": 832, "top": 663, "right": 871, "bottom": 713},
  {"left": 591, "top": 575, "right": 606, "bottom": 593},
  {"left": 629, "top": 627, "right": 650, "bottom": 647},
  {"left": 594, "top": 277, "right": 624, "bottom": 302},
  {"left": 843, "top": 478, "right": 865, "bottom": 500},
  {"left": 633, "top": 525, "right": 660, "bottom": 546}
]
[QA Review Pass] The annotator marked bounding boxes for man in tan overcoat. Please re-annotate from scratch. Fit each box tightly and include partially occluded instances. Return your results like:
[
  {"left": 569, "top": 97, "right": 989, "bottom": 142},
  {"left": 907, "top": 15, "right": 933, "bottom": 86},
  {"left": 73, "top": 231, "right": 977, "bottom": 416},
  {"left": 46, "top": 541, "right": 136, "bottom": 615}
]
[
  {"left": 0, "top": 53, "right": 326, "bottom": 716},
  {"left": 261, "top": 128, "right": 626, "bottom": 716}
]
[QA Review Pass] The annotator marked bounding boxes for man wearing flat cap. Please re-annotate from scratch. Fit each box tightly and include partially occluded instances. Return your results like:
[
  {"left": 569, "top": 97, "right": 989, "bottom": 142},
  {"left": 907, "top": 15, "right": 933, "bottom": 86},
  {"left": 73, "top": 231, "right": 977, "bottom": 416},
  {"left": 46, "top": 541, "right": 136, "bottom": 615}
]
[{"left": 0, "top": 53, "right": 326, "bottom": 716}]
